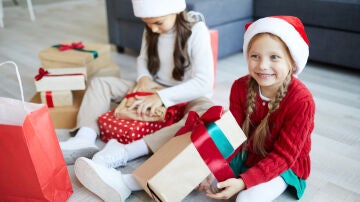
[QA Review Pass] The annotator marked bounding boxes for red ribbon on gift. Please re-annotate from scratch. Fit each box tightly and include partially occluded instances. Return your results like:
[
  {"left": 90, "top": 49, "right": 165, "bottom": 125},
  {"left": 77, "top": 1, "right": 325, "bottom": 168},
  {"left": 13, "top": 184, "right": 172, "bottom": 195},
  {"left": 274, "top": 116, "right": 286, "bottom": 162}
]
[
  {"left": 34, "top": 67, "right": 86, "bottom": 81},
  {"left": 125, "top": 92, "right": 154, "bottom": 98},
  {"left": 175, "top": 106, "right": 236, "bottom": 182},
  {"left": 57, "top": 42, "right": 84, "bottom": 51},
  {"left": 45, "top": 91, "right": 54, "bottom": 108}
]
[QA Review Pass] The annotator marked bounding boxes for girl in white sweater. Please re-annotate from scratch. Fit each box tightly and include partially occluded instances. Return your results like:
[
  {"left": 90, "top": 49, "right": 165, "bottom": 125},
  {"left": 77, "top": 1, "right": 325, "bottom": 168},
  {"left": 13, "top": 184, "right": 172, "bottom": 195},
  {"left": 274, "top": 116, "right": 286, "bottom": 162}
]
[{"left": 63, "top": 0, "right": 215, "bottom": 200}]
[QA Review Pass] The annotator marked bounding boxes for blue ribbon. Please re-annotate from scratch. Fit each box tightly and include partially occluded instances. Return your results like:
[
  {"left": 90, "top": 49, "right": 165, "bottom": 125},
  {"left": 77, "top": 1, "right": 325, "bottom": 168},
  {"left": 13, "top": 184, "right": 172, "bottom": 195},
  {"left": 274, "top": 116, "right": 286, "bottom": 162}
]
[{"left": 206, "top": 122, "right": 234, "bottom": 159}]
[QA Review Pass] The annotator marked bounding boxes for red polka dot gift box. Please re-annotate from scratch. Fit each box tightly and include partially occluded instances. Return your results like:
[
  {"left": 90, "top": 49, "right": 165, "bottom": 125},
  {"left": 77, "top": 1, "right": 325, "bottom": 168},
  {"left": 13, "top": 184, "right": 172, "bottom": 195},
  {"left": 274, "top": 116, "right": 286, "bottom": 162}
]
[{"left": 98, "top": 104, "right": 186, "bottom": 144}]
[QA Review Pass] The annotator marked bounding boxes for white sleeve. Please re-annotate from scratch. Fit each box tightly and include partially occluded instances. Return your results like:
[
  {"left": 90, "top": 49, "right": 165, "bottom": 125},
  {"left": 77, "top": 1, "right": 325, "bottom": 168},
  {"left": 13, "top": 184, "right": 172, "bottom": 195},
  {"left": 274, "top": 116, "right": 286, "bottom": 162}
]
[
  {"left": 157, "top": 22, "right": 214, "bottom": 107},
  {"left": 136, "top": 29, "right": 153, "bottom": 81}
]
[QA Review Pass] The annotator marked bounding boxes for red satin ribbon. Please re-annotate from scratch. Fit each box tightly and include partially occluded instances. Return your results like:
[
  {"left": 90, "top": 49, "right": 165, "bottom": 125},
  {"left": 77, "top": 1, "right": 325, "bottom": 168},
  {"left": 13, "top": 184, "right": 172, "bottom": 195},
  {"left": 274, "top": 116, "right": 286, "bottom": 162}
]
[
  {"left": 175, "top": 106, "right": 236, "bottom": 181},
  {"left": 58, "top": 42, "right": 84, "bottom": 51},
  {"left": 175, "top": 105, "right": 223, "bottom": 136},
  {"left": 34, "top": 67, "right": 85, "bottom": 81},
  {"left": 125, "top": 92, "right": 154, "bottom": 98},
  {"left": 45, "top": 91, "right": 54, "bottom": 108}
]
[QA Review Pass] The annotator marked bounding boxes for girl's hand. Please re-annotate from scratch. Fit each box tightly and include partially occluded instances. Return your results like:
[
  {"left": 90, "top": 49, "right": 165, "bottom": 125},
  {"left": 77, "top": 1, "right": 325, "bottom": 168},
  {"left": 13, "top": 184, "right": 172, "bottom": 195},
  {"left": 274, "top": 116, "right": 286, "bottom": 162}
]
[
  {"left": 128, "top": 93, "right": 163, "bottom": 115},
  {"left": 206, "top": 178, "right": 245, "bottom": 200},
  {"left": 197, "top": 174, "right": 216, "bottom": 194},
  {"left": 133, "top": 76, "right": 163, "bottom": 92}
]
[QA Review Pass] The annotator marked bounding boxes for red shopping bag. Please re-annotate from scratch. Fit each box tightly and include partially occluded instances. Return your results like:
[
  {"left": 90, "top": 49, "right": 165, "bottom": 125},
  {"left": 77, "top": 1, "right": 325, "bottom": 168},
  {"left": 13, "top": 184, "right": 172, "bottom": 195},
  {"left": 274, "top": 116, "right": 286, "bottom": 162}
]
[{"left": 0, "top": 61, "right": 73, "bottom": 201}]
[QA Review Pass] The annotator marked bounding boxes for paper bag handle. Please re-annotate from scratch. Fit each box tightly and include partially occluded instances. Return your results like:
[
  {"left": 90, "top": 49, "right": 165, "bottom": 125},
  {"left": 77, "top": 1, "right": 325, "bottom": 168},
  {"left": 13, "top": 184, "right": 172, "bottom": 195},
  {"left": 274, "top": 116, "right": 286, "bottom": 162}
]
[{"left": 0, "top": 61, "right": 25, "bottom": 103}]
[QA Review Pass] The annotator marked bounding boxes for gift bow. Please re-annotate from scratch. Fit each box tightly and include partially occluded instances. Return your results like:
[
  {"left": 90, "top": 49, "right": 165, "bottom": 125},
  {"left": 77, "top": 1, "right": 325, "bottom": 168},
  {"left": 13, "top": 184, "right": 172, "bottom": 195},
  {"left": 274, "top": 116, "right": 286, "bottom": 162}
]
[
  {"left": 34, "top": 68, "right": 49, "bottom": 81},
  {"left": 52, "top": 42, "right": 98, "bottom": 58},
  {"left": 175, "top": 105, "right": 223, "bottom": 136},
  {"left": 175, "top": 106, "right": 237, "bottom": 182},
  {"left": 34, "top": 67, "right": 86, "bottom": 81},
  {"left": 57, "top": 42, "right": 84, "bottom": 51}
]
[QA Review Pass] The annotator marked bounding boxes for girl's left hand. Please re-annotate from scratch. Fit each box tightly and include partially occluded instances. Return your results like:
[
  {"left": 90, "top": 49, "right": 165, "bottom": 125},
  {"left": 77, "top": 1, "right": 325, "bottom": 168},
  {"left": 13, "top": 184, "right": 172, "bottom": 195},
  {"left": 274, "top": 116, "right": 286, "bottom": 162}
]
[
  {"left": 206, "top": 178, "right": 245, "bottom": 200},
  {"left": 128, "top": 93, "right": 163, "bottom": 115}
]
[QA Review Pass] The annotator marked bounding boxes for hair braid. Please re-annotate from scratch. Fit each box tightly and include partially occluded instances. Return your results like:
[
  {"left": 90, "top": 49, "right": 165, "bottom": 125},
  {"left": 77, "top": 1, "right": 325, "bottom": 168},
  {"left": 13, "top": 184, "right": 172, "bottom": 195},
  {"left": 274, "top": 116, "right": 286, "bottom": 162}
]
[
  {"left": 242, "top": 77, "right": 258, "bottom": 153},
  {"left": 253, "top": 73, "right": 292, "bottom": 157}
]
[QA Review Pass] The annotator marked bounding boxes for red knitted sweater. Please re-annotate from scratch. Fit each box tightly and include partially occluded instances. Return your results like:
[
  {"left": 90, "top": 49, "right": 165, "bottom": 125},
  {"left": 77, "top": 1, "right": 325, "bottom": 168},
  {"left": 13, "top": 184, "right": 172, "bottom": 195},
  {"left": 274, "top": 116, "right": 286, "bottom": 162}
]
[{"left": 229, "top": 75, "right": 315, "bottom": 189}]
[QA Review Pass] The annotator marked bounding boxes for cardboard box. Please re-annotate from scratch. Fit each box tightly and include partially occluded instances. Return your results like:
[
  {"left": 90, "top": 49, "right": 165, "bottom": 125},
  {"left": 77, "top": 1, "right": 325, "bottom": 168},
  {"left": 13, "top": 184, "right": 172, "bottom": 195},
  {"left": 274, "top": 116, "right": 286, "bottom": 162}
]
[
  {"left": 34, "top": 67, "right": 87, "bottom": 92},
  {"left": 39, "top": 41, "right": 112, "bottom": 77},
  {"left": 133, "top": 110, "right": 247, "bottom": 202},
  {"left": 40, "top": 90, "right": 73, "bottom": 108},
  {"left": 90, "top": 60, "right": 121, "bottom": 78},
  {"left": 31, "top": 90, "right": 85, "bottom": 129}
]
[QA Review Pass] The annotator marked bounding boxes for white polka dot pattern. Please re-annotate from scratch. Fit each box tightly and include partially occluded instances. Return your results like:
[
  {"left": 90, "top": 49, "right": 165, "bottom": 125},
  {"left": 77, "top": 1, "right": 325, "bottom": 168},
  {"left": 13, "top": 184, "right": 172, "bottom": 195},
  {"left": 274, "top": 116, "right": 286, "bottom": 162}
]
[{"left": 98, "top": 104, "right": 187, "bottom": 144}]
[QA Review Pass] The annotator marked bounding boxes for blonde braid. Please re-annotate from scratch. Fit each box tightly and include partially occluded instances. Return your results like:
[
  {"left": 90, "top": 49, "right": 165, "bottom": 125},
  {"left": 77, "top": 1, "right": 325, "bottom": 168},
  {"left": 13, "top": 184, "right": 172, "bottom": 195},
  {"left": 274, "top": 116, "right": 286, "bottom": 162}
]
[
  {"left": 242, "top": 77, "right": 258, "bottom": 153},
  {"left": 253, "top": 73, "right": 292, "bottom": 157}
]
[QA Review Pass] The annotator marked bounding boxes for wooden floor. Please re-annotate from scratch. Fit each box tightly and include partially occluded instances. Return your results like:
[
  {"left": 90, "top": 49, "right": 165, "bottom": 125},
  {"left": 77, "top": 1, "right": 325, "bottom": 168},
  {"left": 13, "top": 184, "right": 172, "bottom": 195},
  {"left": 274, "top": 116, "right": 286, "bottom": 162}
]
[{"left": 1, "top": 0, "right": 359, "bottom": 201}]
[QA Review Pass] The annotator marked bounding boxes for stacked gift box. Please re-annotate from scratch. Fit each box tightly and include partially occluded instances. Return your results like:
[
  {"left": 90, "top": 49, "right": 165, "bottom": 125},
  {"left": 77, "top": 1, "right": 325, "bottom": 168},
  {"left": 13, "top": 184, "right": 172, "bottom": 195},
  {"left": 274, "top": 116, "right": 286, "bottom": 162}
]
[
  {"left": 31, "top": 41, "right": 121, "bottom": 129},
  {"left": 39, "top": 41, "right": 120, "bottom": 78},
  {"left": 32, "top": 67, "right": 87, "bottom": 129}
]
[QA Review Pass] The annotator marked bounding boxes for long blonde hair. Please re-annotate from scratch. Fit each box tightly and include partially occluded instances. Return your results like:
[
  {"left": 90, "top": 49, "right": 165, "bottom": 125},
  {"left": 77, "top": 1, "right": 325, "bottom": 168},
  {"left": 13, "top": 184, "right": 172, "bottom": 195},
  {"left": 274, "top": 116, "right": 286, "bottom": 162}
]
[{"left": 242, "top": 33, "right": 294, "bottom": 157}]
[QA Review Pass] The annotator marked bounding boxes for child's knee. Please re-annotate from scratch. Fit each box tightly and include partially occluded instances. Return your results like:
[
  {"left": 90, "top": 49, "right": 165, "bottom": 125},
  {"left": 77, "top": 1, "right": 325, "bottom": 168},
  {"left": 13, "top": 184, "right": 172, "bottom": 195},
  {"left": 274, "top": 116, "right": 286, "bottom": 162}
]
[{"left": 236, "top": 189, "right": 259, "bottom": 202}]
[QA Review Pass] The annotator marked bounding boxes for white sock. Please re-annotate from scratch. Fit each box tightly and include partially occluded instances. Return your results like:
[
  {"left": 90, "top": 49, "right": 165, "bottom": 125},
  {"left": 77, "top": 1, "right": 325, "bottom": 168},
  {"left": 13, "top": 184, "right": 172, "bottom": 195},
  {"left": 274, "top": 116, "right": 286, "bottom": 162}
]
[
  {"left": 124, "top": 139, "right": 149, "bottom": 161},
  {"left": 61, "top": 127, "right": 98, "bottom": 149},
  {"left": 122, "top": 174, "right": 143, "bottom": 191}
]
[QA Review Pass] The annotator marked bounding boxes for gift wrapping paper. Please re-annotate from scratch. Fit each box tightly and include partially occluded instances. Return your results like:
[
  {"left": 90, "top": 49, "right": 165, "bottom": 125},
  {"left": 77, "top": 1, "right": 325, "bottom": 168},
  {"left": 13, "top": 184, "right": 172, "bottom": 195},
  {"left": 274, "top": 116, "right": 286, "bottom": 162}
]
[
  {"left": 39, "top": 41, "right": 112, "bottom": 77},
  {"left": 40, "top": 90, "right": 73, "bottom": 108},
  {"left": 34, "top": 67, "right": 87, "bottom": 92},
  {"left": 134, "top": 106, "right": 247, "bottom": 202}
]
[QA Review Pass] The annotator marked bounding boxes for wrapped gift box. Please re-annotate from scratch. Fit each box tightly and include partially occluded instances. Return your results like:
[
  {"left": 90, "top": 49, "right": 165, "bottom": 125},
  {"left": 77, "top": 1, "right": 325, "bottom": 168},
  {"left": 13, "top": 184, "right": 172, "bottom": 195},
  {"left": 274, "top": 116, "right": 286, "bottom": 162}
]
[
  {"left": 31, "top": 90, "right": 85, "bottom": 129},
  {"left": 90, "top": 60, "right": 121, "bottom": 78},
  {"left": 133, "top": 107, "right": 247, "bottom": 202},
  {"left": 39, "top": 41, "right": 112, "bottom": 77},
  {"left": 34, "top": 67, "right": 87, "bottom": 92},
  {"left": 98, "top": 104, "right": 186, "bottom": 144},
  {"left": 98, "top": 112, "right": 168, "bottom": 144},
  {"left": 40, "top": 90, "right": 73, "bottom": 108}
]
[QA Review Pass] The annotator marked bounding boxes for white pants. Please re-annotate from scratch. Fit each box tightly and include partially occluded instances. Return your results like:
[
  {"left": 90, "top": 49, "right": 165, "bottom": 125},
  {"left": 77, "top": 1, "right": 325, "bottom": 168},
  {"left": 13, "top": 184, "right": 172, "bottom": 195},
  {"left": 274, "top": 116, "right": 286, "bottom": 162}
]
[
  {"left": 236, "top": 176, "right": 288, "bottom": 202},
  {"left": 76, "top": 77, "right": 215, "bottom": 152},
  {"left": 76, "top": 77, "right": 135, "bottom": 134}
]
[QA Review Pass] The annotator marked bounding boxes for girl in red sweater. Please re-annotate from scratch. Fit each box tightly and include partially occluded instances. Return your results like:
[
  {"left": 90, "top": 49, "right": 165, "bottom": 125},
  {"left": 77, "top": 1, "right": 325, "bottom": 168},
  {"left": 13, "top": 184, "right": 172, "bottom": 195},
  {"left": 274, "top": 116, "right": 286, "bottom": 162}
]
[{"left": 206, "top": 16, "right": 315, "bottom": 201}]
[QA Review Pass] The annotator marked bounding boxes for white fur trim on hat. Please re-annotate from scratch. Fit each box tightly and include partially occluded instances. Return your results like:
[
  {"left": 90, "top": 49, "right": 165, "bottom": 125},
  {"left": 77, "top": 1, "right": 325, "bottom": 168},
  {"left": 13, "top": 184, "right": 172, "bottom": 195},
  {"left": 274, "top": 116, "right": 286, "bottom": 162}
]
[
  {"left": 132, "top": 0, "right": 186, "bottom": 18},
  {"left": 243, "top": 16, "right": 309, "bottom": 75}
]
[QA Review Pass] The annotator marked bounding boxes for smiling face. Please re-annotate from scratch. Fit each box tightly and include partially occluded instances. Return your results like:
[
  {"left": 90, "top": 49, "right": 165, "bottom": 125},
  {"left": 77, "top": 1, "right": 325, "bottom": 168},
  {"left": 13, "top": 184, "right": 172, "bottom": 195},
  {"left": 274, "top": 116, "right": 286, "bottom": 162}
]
[
  {"left": 247, "top": 33, "right": 294, "bottom": 98},
  {"left": 141, "top": 13, "right": 177, "bottom": 34}
]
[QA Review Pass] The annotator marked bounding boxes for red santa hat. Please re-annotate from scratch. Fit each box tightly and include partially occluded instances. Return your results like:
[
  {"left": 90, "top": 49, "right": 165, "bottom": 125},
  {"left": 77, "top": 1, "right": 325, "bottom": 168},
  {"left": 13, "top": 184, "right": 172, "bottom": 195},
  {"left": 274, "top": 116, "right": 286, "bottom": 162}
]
[
  {"left": 243, "top": 16, "right": 309, "bottom": 75},
  {"left": 132, "top": 0, "right": 186, "bottom": 18}
]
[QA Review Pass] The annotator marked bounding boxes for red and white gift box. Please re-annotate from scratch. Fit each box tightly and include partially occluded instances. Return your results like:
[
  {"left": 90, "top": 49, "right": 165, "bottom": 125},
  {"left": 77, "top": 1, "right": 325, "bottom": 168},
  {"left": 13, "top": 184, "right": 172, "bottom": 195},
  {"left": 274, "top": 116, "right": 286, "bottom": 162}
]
[
  {"left": 98, "top": 104, "right": 186, "bottom": 144},
  {"left": 34, "top": 67, "right": 87, "bottom": 92},
  {"left": 40, "top": 90, "right": 73, "bottom": 108}
]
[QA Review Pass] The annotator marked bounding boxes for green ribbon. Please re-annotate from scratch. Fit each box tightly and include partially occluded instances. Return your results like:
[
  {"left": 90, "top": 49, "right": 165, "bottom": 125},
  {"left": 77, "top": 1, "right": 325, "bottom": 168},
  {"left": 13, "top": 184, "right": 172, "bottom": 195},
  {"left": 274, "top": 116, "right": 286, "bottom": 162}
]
[
  {"left": 206, "top": 122, "right": 234, "bottom": 159},
  {"left": 52, "top": 45, "right": 98, "bottom": 59}
]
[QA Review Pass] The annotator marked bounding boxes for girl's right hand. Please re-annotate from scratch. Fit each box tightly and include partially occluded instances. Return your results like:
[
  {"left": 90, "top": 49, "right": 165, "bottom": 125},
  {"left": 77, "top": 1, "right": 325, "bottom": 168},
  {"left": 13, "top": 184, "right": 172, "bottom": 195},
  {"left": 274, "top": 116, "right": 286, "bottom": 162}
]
[
  {"left": 197, "top": 174, "right": 217, "bottom": 194},
  {"left": 206, "top": 178, "right": 245, "bottom": 200}
]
